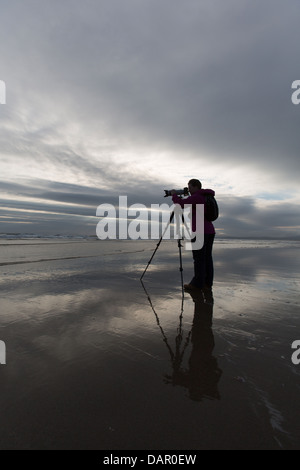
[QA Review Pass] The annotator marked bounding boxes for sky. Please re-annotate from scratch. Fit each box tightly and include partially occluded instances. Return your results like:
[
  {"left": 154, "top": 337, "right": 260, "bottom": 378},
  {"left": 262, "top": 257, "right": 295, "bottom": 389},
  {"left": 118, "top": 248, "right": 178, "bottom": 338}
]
[{"left": 0, "top": 0, "right": 299, "bottom": 239}]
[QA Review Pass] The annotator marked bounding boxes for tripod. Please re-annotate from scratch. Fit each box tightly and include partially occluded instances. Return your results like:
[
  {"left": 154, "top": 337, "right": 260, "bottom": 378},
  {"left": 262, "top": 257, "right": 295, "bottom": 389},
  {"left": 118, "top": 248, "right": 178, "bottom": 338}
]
[{"left": 140, "top": 205, "right": 192, "bottom": 293}]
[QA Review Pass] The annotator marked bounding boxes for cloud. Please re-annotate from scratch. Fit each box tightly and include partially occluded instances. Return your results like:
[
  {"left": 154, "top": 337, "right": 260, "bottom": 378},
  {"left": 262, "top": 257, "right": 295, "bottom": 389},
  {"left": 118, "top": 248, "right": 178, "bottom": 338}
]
[
  {"left": 215, "top": 196, "right": 300, "bottom": 238},
  {"left": 0, "top": 178, "right": 298, "bottom": 239},
  {"left": 0, "top": 0, "right": 299, "bottom": 238}
]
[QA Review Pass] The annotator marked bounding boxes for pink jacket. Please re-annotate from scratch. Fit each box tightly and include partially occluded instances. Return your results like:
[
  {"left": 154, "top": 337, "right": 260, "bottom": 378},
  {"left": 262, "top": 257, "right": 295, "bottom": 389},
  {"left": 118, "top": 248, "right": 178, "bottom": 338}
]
[{"left": 172, "top": 189, "right": 216, "bottom": 235}]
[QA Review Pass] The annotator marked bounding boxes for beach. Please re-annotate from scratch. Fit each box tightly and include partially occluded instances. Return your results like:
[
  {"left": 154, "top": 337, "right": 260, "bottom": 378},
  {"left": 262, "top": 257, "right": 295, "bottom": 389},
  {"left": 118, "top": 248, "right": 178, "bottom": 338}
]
[{"left": 0, "top": 237, "right": 299, "bottom": 450}]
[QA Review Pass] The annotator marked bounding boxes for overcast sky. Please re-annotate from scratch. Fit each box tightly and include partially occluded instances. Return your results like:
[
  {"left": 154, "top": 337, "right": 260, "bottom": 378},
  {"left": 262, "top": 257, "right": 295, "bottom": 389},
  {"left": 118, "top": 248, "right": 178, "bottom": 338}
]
[{"left": 0, "top": 0, "right": 299, "bottom": 239}]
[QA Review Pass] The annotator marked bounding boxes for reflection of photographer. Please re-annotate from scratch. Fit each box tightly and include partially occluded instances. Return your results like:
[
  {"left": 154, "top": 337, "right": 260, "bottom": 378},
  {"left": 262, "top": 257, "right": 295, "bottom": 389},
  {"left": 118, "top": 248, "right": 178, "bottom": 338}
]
[
  {"left": 165, "top": 290, "right": 222, "bottom": 401},
  {"left": 170, "top": 179, "right": 216, "bottom": 292}
]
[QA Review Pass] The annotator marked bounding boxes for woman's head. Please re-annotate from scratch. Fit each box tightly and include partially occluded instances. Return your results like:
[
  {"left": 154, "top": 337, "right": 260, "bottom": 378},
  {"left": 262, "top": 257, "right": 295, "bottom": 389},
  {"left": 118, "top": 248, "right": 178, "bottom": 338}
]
[{"left": 188, "top": 179, "right": 202, "bottom": 194}]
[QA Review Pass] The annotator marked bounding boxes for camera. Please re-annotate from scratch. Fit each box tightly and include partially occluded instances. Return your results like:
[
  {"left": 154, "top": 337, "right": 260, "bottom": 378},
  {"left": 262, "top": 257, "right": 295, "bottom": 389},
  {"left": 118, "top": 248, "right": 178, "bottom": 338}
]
[{"left": 164, "top": 187, "right": 189, "bottom": 197}]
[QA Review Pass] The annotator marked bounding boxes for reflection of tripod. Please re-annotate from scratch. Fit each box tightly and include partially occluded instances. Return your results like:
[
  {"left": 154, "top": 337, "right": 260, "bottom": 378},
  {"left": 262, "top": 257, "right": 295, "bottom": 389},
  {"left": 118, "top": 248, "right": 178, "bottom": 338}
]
[
  {"left": 141, "top": 280, "right": 222, "bottom": 401},
  {"left": 140, "top": 279, "right": 192, "bottom": 375},
  {"left": 165, "top": 290, "right": 222, "bottom": 401},
  {"left": 140, "top": 206, "right": 192, "bottom": 292}
]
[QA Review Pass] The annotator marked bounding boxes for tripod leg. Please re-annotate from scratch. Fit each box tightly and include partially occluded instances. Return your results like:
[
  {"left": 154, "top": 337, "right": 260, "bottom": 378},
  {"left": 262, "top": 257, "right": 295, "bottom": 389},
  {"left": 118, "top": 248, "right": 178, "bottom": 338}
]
[
  {"left": 140, "top": 210, "right": 175, "bottom": 280},
  {"left": 177, "top": 238, "right": 184, "bottom": 294}
]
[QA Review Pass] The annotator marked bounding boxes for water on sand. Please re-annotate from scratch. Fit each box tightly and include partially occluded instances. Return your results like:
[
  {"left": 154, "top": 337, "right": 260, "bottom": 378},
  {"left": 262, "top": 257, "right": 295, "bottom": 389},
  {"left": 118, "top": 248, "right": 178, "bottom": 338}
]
[{"left": 0, "top": 238, "right": 299, "bottom": 449}]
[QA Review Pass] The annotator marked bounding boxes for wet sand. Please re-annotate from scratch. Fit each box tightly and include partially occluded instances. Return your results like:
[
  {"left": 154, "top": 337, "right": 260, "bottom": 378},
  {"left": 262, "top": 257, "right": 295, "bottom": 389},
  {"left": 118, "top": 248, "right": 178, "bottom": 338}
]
[{"left": 0, "top": 238, "right": 299, "bottom": 449}]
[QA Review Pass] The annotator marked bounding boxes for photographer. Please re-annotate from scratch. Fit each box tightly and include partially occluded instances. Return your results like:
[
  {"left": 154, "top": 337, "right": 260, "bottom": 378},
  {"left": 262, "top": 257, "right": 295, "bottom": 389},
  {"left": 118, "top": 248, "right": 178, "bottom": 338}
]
[{"left": 171, "top": 179, "right": 216, "bottom": 292}]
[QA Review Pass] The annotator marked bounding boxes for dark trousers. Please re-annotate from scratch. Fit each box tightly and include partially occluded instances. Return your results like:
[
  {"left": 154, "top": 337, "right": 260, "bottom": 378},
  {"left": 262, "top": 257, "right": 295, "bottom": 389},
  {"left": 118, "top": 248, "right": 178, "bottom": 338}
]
[{"left": 190, "top": 234, "right": 215, "bottom": 289}]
